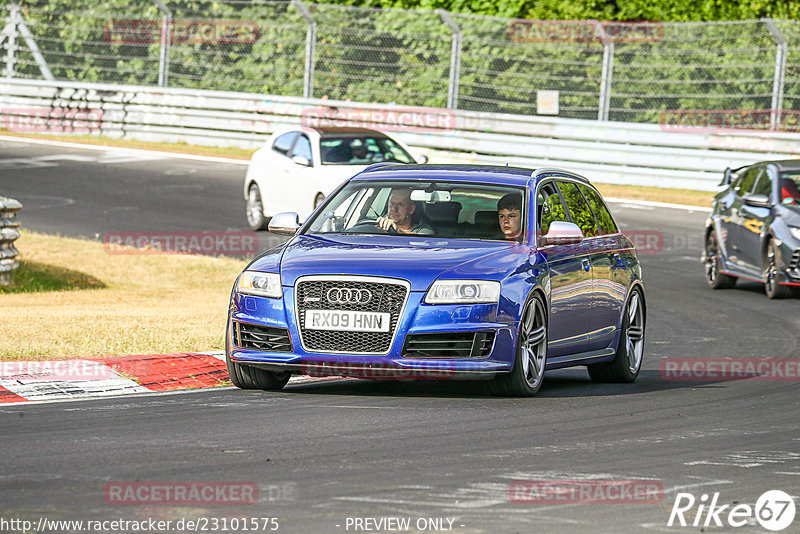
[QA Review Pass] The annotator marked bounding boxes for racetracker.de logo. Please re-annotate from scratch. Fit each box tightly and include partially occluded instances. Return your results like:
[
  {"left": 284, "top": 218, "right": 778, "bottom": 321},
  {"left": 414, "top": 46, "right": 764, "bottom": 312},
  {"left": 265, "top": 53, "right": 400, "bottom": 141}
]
[
  {"left": 299, "top": 362, "right": 456, "bottom": 380},
  {"left": 509, "top": 479, "right": 664, "bottom": 504},
  {"left": 103, "top": 232, "right": 257, "bottom": 256},
  {"left": 301, "top": 106, "right": 456, "bottom": 133},
  {"left": 104, "top": 20, "right": 259, "bottom": 44},
  {"left": 660, "top": 110, "right": 800, "bottom": 133},
  {"left": 660, "top": 357, "right": 800, "bottom": 381},
  {"left": 104, "top": 482, "right": 258, "bottom": 505},
  {"left": 508, "top": 20, "right": 664, "bottom": 43},
  {"left": 0, "top": 107, "right": 102, "bottom": 133}
]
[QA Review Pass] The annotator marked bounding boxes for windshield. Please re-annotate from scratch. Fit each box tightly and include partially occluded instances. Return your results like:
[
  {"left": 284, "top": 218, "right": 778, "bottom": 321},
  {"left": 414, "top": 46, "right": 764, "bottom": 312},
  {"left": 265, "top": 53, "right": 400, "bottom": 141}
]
[
  {"left": 319, "top": 136, "right": 415, "bottom": 165},
  {"left": 306, "top": 180, "right": 526, "bottom": 241}
]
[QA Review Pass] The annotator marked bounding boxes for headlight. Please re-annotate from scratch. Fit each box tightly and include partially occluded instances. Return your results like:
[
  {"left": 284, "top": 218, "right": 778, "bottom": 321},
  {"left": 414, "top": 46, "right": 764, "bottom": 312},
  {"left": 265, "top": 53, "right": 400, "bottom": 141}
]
[
  {"left": 790, "top": 227, "right": 800, "bottom": 242},
  {"left": 237, "top": 271, "right": 282, "bottom": 298},
  {"left": 425, "top": 280, "right": 501, "bottom": 304}
]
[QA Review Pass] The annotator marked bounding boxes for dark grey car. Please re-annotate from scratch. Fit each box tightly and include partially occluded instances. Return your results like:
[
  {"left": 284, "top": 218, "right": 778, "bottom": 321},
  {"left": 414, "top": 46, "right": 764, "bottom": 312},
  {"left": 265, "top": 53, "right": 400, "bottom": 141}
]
[{"left": 703, "top": 159, "right": 800, "bottom": 298}]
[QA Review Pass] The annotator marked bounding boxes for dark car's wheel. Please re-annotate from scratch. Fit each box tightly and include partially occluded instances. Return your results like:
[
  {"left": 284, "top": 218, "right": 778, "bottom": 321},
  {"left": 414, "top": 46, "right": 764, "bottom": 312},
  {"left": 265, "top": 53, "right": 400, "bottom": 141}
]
[
  {"left": 246, "top": 183, "right": 269, "bottom": 231},
  {"left": 314, "top": 192, "right": 325, "bottom": 208},
  {"left": 588, "top": 288, "right": 645, "bottom": 383},
  {"left": 487, "top": 293, "right": 547, "bottom": 397},
  {"left": 226, "top": 330, "right": 291, "bottom": 390},
  {"left": 704, "top": 230, "right": 736, "bottom": 289},
  {"left": 764, "top": 238, "right": 791, "bottom": 299}
]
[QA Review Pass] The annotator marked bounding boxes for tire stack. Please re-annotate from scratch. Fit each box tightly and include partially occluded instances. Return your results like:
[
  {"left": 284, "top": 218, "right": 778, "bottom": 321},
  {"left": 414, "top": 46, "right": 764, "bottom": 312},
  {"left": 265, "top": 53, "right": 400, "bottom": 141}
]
[{"left": 0, "top": 197, "right": 22, "bottom": 286}]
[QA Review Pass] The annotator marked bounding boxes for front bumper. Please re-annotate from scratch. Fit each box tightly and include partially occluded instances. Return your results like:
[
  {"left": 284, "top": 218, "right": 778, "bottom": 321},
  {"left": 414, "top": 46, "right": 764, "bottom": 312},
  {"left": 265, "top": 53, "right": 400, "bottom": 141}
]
[{"left": 227, "top": 289, "right": 516, "bottom": 380}]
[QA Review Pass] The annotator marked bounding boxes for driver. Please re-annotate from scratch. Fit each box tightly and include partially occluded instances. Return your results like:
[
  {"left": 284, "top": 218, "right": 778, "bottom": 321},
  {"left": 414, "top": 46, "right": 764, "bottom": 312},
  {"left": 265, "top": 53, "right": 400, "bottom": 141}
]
[
  {"left": 377, "top": 188, "right": 435, "bottom": 235},
  {"left": 349, "top": 139, "right": 372, "bottom": 164},
  {"left": 498, "top": 192, "right": 523, "bottom": 241}
]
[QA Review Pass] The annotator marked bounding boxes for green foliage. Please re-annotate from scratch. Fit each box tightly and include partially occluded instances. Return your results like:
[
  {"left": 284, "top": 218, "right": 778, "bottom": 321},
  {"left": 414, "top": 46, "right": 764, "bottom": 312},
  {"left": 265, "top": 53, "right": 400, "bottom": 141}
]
[{"left": 2, "top": 0, "right": 798, "bottom": 126}]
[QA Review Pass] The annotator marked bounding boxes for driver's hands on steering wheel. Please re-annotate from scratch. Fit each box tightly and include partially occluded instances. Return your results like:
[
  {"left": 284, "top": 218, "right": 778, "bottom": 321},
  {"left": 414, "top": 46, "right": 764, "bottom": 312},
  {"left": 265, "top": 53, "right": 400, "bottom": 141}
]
[{"left": 376, "top": 216, "right": 399, "bottom": 233}]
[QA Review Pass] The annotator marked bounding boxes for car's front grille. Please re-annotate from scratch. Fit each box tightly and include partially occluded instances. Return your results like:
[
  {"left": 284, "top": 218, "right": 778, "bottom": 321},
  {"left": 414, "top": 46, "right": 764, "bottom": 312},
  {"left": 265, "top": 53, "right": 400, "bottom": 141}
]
[
  {"left": 402, "top": 332, "right": 495, "bottom": 358},
  {"left": 234, "top": 322, "right": 292, "bottom": 352},
  {"left": 296, "top": 277, "right": 409, "bottom": 354}
]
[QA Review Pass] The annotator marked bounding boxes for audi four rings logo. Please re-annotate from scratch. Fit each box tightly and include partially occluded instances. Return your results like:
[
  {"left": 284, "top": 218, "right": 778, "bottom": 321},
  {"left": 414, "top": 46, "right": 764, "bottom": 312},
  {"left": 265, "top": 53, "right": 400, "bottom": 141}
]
[{"left": 326, "top": 288, "right": 372, "bottom": 305}]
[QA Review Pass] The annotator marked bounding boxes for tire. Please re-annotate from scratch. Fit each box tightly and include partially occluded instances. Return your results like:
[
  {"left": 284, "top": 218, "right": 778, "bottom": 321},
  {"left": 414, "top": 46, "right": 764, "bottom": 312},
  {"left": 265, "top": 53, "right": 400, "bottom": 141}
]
[
  {"left": 588, "top": 288, "right": 645, "bottom": 383},
  {"left": 246, "top": 183, "right": 269, "bottom": 231},
  {"left": 487, "top": 293, "right": 547, "bottom": 397},
  {"left": 314, "top": 192, "right": 325, "bottom": 209},
  {"left": 764, "top": 238, "right": 791, "bottom": 299},
  {"left": 226, "top": 329, "right": 291, "bottom": 390},
  {"left": 704, "top": 230, "right": 736, "bottom": 289}
]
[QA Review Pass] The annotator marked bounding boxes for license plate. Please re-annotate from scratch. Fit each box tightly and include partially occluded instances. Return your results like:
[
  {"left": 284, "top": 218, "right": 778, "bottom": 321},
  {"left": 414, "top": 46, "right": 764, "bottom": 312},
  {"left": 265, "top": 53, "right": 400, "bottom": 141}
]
[{"left": 305, "top": 310, "right": 390, "bottom": 332}]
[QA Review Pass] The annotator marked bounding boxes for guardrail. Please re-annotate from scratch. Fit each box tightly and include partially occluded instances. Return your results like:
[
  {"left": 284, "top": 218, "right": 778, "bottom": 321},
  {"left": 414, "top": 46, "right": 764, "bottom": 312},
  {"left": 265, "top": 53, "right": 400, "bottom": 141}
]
[
  {"left": 0, "top": 196, "right": 22, "bottom": 286},
  {"left": 1, "top": 78, "right": 799, "bottom": 191}
]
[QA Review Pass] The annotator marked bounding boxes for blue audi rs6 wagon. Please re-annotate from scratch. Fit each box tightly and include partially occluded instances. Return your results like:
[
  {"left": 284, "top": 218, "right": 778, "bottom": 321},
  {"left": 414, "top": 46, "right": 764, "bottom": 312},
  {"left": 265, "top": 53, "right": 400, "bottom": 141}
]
[{"left": 226, "top": 164, "right": 646, "bottom": 396}]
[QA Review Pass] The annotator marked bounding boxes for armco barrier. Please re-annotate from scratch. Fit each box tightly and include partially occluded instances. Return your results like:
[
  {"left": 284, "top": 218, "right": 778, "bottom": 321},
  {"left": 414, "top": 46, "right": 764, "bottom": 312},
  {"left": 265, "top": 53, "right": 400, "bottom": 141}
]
[
  {"left": 1, "top": 79, "right": 799, "bottom": 191},
  {"left": 0, "top": 197, "right": 22, "bottom": 286}
]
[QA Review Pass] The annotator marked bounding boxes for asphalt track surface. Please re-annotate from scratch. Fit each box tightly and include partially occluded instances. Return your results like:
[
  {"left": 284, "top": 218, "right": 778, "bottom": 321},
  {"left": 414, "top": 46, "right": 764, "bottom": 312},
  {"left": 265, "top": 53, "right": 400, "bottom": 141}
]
[{"left": 2, "top": 139, "right": 799, "bottom": 533}]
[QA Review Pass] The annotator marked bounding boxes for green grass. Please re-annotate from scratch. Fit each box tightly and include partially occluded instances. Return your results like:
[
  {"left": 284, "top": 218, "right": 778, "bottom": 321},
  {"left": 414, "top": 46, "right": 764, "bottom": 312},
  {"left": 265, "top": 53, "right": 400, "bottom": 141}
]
[{"left": 0, "top": 260, "right": 106, "bottom": 294}]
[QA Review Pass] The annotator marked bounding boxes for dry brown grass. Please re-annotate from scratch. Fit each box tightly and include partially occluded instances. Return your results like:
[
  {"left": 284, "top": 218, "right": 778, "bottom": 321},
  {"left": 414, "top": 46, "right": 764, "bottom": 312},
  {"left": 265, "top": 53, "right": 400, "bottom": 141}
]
[
  {"left": 0, "top": 231, "right": 246, "bottom": 361},
  {"left": 0, "top": 130, "right": 256, "bottom": 160},
  {"left": 595, "top": 183, "right": 713, "bottom": 208}
]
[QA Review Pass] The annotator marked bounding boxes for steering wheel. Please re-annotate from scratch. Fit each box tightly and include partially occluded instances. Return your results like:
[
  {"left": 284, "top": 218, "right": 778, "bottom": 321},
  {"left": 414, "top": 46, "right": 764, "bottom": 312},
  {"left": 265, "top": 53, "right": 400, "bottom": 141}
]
[{"left": 350, "top": 218, "right": 398, "bottom": 235}]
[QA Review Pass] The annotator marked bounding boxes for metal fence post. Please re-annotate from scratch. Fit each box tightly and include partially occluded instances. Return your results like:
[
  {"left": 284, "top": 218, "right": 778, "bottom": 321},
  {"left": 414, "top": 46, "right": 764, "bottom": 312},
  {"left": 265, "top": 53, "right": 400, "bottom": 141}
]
[
  {"left": 2, "top": 3, "right": 20, "bottom": 78},
  {"left": 763, "top": 18, "right": 787, "bottom": 132},
  {"left": 596, "top": 22, "right": 614, "bottom": 122},
  {"left": 436, "top": 9, "right": 461, "bottom": 110},
  {"left": 0, "top": 197, "right": 22, "bottom": 286},
  {"left": 293, "top": 1, "right": 316, "bottom": 99},
  {"left": 153, "top": 0, "right": 171, "bottom": 87}
]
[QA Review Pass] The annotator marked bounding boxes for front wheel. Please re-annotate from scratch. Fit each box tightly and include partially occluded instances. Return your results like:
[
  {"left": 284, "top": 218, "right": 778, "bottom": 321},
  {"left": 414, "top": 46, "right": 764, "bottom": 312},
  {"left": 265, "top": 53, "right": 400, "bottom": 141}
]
[
  {"left": 226, "top": 330, "right": 290, "bottom": 390},
  {"left": 704, "top": 230, "right": 736, "bottom": 289},
  {"left": 246, "top": 183, "right": 269, "bottom": 231},
  {"left": 487, "top": 294, "right": 547, "bottom": 397},
  {"left": 764, "top": 239, "right": 791, "bottom": 299},
  {"left": 588, "top": 288, "right": 645, "bottom": 383}
]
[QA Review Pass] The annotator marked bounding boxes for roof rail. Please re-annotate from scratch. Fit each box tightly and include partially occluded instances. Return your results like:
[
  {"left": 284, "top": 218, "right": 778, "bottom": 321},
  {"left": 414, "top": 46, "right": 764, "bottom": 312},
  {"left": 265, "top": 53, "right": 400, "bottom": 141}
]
[
  {"left": 362, "top": 162, "right": 402, "bottom": 172},
  {"left": 532, "top": 167, "right": 591, "bottom": 183}
]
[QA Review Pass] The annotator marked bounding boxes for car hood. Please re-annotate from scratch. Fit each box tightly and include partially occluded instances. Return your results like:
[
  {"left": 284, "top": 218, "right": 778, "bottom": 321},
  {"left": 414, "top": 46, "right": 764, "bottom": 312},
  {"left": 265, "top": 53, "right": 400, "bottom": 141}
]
[
  {"left": 777, "top": 204, "right": 800, "bottom": 227},
  {"left": 249, "top": 234, "right": 526, "bottom": 290}
]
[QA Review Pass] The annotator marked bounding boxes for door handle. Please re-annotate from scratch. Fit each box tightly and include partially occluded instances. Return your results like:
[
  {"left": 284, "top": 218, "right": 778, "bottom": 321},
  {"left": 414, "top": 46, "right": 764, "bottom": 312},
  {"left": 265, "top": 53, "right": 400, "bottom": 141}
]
[{"left": 581, "top": 259, "right": 591, "bottom": 272}]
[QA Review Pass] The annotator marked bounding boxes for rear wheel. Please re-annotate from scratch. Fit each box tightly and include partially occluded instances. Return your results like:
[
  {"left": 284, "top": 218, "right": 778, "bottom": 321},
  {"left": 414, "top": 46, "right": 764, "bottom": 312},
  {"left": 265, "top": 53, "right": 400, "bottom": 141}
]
[
  {"left": 588, "top": 288, "right": 645, "bottom": 383},
  {"left": 487, "top": 294, "right": 547, "bottom": 397},
  {"left": 314, "top": 192, "right": 325, "bottom": 209},
  {"left": 246, "top": 183, "right": 269, "bottom": 231},
  {"left": 764, "top": 238, "right": 791, "bottom": 299},
  {"left": 704, "top": 230, "right": 736, "bottom": 289}
]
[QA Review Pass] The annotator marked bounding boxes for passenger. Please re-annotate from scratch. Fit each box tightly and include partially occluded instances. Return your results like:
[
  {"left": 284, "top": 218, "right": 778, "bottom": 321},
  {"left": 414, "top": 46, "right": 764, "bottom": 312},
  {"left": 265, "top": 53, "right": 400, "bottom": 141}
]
[
  {"left": 377, "top": 188, "right": 435, "bottom": 235},
  {"left": 498, "top": 193, "right": 523, "bottom": 241}
]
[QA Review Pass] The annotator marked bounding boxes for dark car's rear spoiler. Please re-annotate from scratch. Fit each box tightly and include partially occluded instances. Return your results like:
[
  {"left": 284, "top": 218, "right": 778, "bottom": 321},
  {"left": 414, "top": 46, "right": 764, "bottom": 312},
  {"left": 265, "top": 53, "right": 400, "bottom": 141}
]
[{"left": 721, "top": 164, "right": 749, "bottom": 186}]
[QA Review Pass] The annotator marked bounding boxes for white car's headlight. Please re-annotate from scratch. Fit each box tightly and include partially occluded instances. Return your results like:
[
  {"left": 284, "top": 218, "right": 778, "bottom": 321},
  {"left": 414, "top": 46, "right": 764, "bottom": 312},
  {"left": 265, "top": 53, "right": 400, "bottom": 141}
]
[
  {"left": 790, "top": 227, "right": 800, "bottom": 242},
  {"left": 425, "top": 280, "right": 501, "bottom": 304},
  {"left": 237, "top": 271, "right": 282, "bottom": 298}
]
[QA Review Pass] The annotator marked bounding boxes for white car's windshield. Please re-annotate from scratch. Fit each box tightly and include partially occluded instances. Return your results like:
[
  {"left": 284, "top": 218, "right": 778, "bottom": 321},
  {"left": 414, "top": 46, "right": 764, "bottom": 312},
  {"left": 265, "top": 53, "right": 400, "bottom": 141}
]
[
  {"left": 306, "top": 180, "right": 525, "bottom": 241},
  {"left": 319, "top": 136, "right": 415, "bottom": 165}
]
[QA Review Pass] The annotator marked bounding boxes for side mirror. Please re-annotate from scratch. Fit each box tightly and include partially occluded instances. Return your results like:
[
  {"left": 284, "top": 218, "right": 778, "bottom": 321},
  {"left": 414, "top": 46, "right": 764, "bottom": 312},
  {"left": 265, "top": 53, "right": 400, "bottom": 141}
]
[
  {"left": 268, "top": 212, "right": 301, "bottom": 235},
  {"left": 743, "top": 194, "right": 771, "bottom": 208},
  {"left": 539, "top": 221, "right": 583, "bottom": 246},
  {"left": 417, "top": 155, "right": 429, "bottom": 164},
  {"left": 722, "top": 167, "right": 733, "bottom": 185},
  {"left": 292, "top": 155, "right": 311, "bottom": 167}
]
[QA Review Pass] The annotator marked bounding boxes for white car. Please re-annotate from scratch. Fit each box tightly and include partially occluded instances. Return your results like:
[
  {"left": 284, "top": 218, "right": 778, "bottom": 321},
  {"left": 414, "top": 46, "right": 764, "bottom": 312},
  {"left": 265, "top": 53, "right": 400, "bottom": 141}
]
[{"left": 244, "top": 127, "right": 425, "bottom": 230}]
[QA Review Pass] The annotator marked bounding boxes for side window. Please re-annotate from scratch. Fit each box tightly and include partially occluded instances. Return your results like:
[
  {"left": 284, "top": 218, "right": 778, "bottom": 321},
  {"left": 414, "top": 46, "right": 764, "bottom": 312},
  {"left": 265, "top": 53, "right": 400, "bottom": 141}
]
[
  {"left": 272, "top": 132, "right": 297, "bottom": 156},
  {"left": 735, "top": 167, "right": 760, "bottom": 196},
  {"left": 751, "top": 169, "right": 772, "bottom": 197},
  {"left": 538, "top": 182, "right": 568, "bottom": 235},
  {"left": 578, "top": 184, "right": 618, "bottom": 235},
  {"left": 558, "top": 181, "right": 599, "bottom": 238},
  {"left": 291, "top": 135, "right": 313, "bottom": 164}
]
